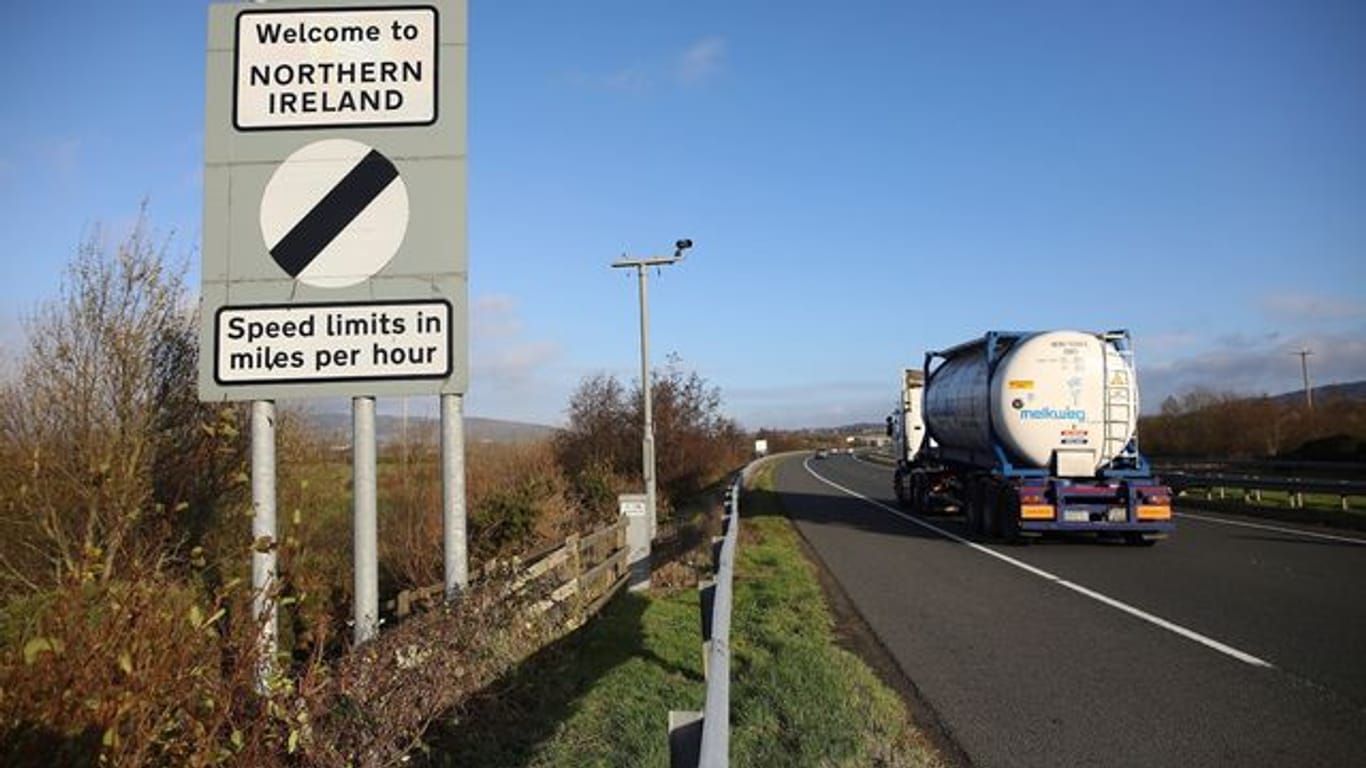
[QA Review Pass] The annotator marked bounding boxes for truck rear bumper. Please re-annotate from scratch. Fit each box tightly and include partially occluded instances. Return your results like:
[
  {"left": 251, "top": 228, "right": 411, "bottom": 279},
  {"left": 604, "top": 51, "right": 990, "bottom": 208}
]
[{"left": 1019, "top": 521, "right": 1175, "bottom": 534}]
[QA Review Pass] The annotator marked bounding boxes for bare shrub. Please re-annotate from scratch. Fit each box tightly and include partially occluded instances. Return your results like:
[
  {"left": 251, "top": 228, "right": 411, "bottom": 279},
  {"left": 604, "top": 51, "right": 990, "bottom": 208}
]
[
  {"left": 0, "top": 574, "right": 287, "bottom": 766},
  {"left": 465, "top": 441, "right": 578, "bottom": 563},
  {"left": 0, "top": 213, "right": 246, "bottom": 595},
  {"left": 556, "top": 356, "right": 746, "bottom": 517},
  {"left": 300, "top": 572, "right": 556, "bottom": 766},
  {"left": 380, "top": 438, "right": 443, "bottom": 591}
]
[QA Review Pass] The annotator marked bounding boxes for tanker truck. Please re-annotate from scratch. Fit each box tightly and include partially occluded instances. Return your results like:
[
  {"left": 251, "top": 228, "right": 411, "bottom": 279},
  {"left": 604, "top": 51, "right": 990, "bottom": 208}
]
[{"left": 887, "top": 330, "right": 1173, "bottom": 545}]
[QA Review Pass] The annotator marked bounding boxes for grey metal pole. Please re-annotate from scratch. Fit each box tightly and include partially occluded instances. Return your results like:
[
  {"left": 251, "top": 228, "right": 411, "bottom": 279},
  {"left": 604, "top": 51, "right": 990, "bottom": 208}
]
[
  {"left": 442, "top": 393, "right": 468, "bottom": 599},
  {"left": 1296, "top": 349, "right": 1314, "bottom": 410},
  {"left": 251, "top": 400, "right": 278, "bottom": 693},
  {"left": 637, "top": 265, "right": 658, "bottom": 539},
  {"left": 612, "top": 241, "right": 691, "bottom": 542},
  {"left": 353, "top": 396, "right": 379, "bottom": 645}
]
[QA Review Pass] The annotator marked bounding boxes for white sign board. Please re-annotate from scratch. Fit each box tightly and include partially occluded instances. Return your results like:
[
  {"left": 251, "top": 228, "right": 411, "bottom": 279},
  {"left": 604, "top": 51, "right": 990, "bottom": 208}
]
[
  {"left": 235, "top": 6, "right": 437, "bottom": 130},
  {"left": 619, "top": 493, "right": 648, "bottom": 517},
  {"left": 200, "top": 0, "right": 467, "bottom": 402},
  {"left": 215, "top": 300, "right": 450, "bottom": 384}
]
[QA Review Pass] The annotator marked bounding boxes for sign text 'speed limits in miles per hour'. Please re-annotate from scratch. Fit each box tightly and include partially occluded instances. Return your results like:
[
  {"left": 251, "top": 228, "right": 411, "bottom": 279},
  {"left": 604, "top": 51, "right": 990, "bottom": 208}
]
[{"left": 215, "top": 300, "right": 451, "bottom": 385}]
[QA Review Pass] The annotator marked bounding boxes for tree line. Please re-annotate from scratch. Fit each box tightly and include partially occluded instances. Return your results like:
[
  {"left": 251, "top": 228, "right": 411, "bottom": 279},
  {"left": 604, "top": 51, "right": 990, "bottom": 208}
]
[{"left": 1139, "top": 388, "right": 1366, "bottom": 462}]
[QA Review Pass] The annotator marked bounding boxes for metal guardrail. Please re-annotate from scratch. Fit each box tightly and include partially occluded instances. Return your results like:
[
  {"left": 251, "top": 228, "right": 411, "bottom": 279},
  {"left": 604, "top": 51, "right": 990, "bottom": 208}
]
[
  {"left": 670, "top": 473, "right": 741, "bottom": 767},
  {"left": 1164, "top": 472, "right": 1366, "bottom": 510}
]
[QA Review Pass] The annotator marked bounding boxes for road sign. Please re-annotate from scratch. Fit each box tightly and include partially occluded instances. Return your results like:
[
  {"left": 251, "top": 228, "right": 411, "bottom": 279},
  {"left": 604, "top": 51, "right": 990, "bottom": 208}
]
[
  {"left": 260, "top": 139, "right": 409, "bottom": 288},
  {"left": 200, "top": 0, "right": 466, "bottom": 402},
  {"left": 234, "top": 5, "right": 437, "bottom": 130}
]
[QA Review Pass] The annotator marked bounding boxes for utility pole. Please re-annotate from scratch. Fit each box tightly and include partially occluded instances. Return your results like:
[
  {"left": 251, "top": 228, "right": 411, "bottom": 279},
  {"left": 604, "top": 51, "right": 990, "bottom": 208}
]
[
  {"left": 612, "top": 239, "right": 692, "bottom": 539},
  {"left": 1294, "top": 348, "right": 1314, "bottom": 410}
]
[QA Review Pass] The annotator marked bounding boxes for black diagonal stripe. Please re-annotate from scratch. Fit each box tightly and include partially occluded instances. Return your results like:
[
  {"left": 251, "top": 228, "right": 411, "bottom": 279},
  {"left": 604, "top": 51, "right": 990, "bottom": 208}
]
[{"left": 270, "top": 149, "right": 399, "bottom": 278}]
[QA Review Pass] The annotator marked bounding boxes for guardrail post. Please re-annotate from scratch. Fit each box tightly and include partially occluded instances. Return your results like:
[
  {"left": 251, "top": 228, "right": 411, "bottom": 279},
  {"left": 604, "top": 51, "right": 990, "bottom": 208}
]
[
  {"left": 669, "top": 710, "right": 703, "bottom": 768},
  {"left": 699, "top": 578, "right": 716, "bottom": 679}
]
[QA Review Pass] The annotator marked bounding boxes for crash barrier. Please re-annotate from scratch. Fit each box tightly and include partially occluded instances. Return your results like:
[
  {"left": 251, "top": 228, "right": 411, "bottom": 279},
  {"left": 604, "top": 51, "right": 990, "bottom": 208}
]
[{"left": 669, "top": 473, "right": 742, "bottom": 767}]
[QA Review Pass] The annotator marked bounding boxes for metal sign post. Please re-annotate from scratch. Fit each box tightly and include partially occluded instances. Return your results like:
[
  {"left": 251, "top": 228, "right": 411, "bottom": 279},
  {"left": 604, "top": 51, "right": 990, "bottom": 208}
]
[
  {"left": 353, "top": 396, "right": 379, "bottom": 644},
  {"left": 442, "top": 393, "right": 468, "bottom": 599},
  {"left": 250, "top": 400, "right": 278, "bottom": 690}
]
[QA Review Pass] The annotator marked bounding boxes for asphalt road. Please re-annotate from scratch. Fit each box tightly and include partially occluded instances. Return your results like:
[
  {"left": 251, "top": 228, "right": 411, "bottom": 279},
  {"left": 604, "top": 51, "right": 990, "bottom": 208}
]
[{"left": 770, "top": 452, "right": 1366, "bottom": 767}]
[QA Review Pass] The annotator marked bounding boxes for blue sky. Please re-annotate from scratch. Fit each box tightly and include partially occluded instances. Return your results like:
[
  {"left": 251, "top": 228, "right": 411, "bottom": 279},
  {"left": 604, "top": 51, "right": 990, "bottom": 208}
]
[{"left": 2, "top": 0, "right": 1363, "bottom": 428}]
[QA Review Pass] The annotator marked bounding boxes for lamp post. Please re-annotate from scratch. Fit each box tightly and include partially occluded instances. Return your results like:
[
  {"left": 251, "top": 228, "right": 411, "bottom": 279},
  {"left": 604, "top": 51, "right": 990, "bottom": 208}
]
[{"left": 613, "top": 239, "right": 692, "bottom": 538}]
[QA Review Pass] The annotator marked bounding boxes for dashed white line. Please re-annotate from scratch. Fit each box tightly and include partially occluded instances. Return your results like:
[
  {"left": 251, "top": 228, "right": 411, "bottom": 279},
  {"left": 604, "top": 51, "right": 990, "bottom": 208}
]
[{"left": 801, "top": 459, "right": 1276, "bottom": 670}]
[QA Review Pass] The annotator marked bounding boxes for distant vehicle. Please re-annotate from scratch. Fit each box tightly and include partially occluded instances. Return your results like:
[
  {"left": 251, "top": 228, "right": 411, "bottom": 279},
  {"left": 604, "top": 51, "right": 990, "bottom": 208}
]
[
  {"left": 887, "top": 330, "right": 1172, "bottom": 545},
  {"left": 814, "top": 449, "right": 828, "bottom": 459}
]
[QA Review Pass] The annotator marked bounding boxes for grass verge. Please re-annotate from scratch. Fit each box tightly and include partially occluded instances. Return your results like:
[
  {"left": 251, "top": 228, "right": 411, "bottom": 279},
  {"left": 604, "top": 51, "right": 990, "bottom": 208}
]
[{"left": 426, "top": 464, "right": 942, "bottom": 766}]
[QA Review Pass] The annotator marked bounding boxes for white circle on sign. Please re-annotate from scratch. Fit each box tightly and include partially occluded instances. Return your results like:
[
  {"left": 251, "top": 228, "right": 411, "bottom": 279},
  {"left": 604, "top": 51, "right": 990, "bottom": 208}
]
[{"left": 260, "top": 138, "right": 409, "bottom": 289}]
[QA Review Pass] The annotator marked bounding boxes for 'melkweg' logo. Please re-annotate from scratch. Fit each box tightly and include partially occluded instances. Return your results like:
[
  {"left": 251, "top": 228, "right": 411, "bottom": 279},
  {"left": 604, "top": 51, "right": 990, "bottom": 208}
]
[{"left": 1019, "top": 406, "right": 1086, "bottom": 421}]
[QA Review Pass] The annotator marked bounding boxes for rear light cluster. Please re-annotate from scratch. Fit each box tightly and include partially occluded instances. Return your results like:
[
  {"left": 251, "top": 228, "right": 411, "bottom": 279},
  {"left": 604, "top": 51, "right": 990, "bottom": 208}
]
[
  {"left": 1136, "top": 487, "right": 1172, "bottom": 520},
  {"left": 1018, "top": 489, "right": 1053, "bottom": 520}
]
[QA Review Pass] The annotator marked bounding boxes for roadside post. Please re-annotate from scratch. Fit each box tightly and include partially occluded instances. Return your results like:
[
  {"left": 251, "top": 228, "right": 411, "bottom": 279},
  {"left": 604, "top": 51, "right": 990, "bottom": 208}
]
[{"left": 621, "top": 493, "right": 651, "bottom": 591}]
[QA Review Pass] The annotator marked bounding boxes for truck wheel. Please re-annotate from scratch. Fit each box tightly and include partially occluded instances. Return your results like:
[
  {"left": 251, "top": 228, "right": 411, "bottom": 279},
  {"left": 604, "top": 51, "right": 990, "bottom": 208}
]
[
  {"left": 912, "top": 473, "right": 929, "bottom": 514},
  {"left": 986, "top": 480, "right": 1005, "bottom": 539},
  {"left": 998, "top": 487, "right": 1022, "bottom": 543},
  {"left": 893, "top": 469, "right": 907, "bottom": 507},
  {"left": 966, "top": 478, "right": 985, "bottom": 535}
]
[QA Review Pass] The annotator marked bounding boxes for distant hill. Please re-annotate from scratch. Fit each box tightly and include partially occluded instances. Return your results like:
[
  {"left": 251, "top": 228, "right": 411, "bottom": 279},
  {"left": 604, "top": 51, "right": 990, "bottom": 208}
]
[
  {"left": 1267, "top": 380, "right": 1366, "bottom": 407},
  {"left": 302, "top": 412, "right": 557, "bottom": 445}
]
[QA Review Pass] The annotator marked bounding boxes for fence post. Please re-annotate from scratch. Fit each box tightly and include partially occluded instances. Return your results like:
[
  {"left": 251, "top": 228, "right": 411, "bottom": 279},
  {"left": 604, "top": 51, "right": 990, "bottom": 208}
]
[{"left": 566, "top": 533, "right": 584, "bottom": 623}]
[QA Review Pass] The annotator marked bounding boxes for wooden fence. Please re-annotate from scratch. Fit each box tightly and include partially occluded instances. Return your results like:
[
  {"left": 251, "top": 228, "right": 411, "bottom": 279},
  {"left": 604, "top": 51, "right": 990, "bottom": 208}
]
[{"left": 383, "top": 518, "right": 630, "bottom": 627}]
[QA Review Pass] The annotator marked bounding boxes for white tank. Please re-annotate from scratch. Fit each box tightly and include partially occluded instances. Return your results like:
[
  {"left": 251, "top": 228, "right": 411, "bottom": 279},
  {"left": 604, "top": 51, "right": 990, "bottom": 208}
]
[{"left": 923, "top": 330, "right": 1139, "bottom": 474}]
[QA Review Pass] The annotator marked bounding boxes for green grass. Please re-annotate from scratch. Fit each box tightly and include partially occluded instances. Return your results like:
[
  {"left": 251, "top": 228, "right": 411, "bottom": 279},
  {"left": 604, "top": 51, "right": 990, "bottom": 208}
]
[
  {"left": 730, "top": 463, "right": 940, "bottom": 768},
  {"left": 425, "top": 463, "right": 941, "bottom": 767}
]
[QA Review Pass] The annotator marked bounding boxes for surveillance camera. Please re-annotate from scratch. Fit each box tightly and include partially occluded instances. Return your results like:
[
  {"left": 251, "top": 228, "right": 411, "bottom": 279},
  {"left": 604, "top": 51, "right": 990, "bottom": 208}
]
[{"left": 675, "top": 239, "right": 693, "bottom": 251}]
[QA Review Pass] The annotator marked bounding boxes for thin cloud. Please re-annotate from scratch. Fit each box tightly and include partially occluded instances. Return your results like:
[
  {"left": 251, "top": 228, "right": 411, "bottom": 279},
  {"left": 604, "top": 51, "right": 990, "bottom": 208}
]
[
  {"left": 470, "top": 293, "right": 560, "bottom": 387},
  {"left": 472, "top": 293, "right": 522, "bottom": 338},
  {"left": 1260, "top": 292, "right": 1366, "bottom": 323},
  {"left": 676, "top": 37, "right": 725, "bottom": 85},
  {"left": 562, "top": 37, "right": 724, "bottom": 93},
  {"left": 563, "top": 65, "right": 651, "bottom": 93},
  {"left": 1138, "top": 330, "right": 1366, "bottom": 411}
]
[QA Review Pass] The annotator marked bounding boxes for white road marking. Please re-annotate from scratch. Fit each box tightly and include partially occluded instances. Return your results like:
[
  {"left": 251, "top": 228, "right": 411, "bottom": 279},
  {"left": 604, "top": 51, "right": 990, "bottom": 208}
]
[
  {"left": 1175, "top": 511, "right": 1366, "bottom": 546},
  {"left": 801, "top": 459, "right": 1276, "bottom": 670}
]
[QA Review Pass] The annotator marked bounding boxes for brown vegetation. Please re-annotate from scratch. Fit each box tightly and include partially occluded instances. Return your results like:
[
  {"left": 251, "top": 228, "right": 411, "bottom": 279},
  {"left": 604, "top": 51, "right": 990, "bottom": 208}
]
[
  {"left": 0, "top": 215, "right": 747, "bottom": 765},
  {"left": 1140, "top": 388, "right": 1366, "bottom": 461}
]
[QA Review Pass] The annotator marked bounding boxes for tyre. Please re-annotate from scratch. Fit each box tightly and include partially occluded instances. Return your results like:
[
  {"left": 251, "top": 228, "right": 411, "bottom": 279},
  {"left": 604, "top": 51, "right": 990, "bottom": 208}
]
[
  {"left": 912, "top": 473, "right": 929, "bottom": 514},
  {"left": 966, "top": 477, "right": 985, "bottom": 535},
  {"left": 982, "top": 479, "right": 1001, "bottom": 539},
  {"left": 997, "top": 486, "right": 1022, "bottom": 543}
]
